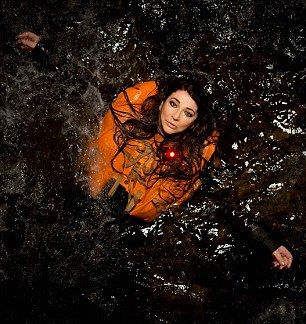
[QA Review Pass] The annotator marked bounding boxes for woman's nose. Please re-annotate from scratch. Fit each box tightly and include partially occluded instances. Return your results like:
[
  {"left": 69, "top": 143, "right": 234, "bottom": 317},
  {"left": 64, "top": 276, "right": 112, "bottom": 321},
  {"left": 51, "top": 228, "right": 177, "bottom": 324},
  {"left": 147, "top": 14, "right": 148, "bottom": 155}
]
[{"left": 172, "top": 111, "right": 180, "bottom": 121}]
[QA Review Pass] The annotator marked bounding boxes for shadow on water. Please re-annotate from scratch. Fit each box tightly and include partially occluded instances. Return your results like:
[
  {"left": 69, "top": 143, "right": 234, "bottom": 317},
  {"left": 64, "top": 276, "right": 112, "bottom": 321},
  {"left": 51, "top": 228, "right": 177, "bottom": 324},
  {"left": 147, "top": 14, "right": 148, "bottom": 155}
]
[{"left": 0, "top": 0, "right": 306, "bottom": 322}]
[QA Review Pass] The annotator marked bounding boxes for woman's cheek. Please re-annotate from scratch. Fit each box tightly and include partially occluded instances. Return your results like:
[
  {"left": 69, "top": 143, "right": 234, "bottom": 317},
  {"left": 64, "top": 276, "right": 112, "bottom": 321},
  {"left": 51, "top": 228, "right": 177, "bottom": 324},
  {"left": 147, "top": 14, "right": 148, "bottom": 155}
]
[{"left": 184, "top": 118, "right": 193, "bottom": 128}]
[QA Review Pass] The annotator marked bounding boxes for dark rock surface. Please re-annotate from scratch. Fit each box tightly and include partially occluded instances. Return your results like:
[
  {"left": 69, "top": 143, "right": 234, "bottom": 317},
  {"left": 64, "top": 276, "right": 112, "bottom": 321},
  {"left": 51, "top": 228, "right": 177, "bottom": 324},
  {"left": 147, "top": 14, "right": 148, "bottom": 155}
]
[{"left": 0, "top": 0, "right": 305, "bottom": 322}]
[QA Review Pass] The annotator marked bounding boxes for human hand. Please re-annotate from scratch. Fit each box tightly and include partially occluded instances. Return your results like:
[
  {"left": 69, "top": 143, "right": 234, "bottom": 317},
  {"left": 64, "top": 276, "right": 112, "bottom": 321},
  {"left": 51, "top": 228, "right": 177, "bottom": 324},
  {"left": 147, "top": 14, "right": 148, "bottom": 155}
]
[
  {"left": 16, "top": 31, "right": 40, "bottom": 51},
  {"left": 272, "top": 245, "right": 293, "bottom": 270}
]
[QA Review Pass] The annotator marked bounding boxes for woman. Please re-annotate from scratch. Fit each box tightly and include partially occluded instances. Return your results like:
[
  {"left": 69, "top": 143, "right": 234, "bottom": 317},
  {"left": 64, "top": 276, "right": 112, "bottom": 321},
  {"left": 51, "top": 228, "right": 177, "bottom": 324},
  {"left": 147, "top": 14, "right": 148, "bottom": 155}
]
[
  {"left": 16, "top": 31, "right": 293, "bottom": 269},
  {"left": 87, "top": 78, "right": 218, "bottom": 222}
]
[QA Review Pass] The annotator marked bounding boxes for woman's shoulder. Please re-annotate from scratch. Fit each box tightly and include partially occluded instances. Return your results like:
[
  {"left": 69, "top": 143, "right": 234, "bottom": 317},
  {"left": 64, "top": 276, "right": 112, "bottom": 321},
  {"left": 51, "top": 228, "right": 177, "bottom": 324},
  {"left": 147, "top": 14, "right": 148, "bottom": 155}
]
[
  {"left": 112, "top": 80, "right": 158, "bottom": 109},
  {"left": 132, "top": 80, "right": 158, "bottom": 94}
]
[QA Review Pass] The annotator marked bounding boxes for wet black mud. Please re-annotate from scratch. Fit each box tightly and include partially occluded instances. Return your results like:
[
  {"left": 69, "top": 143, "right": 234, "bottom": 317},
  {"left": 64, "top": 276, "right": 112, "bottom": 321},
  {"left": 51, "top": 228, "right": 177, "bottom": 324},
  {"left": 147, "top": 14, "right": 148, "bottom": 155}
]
[{"left": 0, "top": 1, "right": 305, "bottom": 323}]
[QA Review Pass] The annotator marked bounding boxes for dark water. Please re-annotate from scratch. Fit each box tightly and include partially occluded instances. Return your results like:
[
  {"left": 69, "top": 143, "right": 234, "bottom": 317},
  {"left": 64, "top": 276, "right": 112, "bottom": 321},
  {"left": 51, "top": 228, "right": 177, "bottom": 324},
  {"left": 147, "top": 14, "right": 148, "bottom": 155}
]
[{"left": 1, "top": 0, "right": 305, "bottom": 322}]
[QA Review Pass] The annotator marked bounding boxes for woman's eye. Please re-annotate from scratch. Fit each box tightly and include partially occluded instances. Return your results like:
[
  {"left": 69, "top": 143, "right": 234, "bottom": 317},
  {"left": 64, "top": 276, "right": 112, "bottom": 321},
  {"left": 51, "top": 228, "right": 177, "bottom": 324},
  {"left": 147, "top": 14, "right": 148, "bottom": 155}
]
[
  {"left": 185, "top": 111, "right": 193, "bottom": 118},
  {"left": 170, "top": 100, "right": 177, "bottom": 108}
]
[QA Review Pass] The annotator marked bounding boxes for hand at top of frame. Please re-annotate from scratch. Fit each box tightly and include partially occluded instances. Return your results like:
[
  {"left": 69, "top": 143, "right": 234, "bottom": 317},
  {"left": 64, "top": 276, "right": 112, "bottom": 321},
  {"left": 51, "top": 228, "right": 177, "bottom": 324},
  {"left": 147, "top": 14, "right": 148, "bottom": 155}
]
[
  {"left": 272, "top": 245, "right": 293, "bottom": 270},
  {"left": 16, "top": 31, "right": 40, "bottom": 51}
]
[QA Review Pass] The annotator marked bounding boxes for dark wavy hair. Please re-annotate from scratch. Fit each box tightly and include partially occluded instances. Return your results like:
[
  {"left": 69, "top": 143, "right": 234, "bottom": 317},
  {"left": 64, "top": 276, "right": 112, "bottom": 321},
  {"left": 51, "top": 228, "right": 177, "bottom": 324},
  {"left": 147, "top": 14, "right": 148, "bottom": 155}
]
[{"left": 110, "top": 77, "right": 214, "bottom": 181}]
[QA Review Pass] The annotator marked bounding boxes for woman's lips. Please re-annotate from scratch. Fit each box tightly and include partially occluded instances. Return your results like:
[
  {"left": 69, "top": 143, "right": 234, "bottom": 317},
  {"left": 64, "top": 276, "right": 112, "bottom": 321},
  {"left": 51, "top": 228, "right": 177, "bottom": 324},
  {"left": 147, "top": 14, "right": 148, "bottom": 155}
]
[{"left": 166, "top": 121, "right": 177, "bottom": 129}]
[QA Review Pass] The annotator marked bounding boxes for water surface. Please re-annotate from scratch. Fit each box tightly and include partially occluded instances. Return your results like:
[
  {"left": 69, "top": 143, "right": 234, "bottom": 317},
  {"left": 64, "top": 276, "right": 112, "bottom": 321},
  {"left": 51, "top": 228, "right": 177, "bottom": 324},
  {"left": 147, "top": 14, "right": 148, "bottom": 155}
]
[{"left": 0, "top": 0, "right": 305, "bottom": 322}]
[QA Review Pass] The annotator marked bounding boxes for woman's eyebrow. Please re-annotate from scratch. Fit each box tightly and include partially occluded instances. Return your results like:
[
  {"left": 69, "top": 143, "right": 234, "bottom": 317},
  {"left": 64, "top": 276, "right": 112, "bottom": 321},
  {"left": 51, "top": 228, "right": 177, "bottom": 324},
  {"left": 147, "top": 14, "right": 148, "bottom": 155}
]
[
  {"left": 170, "top": 97, "right": 180, "bottom": 103},
  {"left": 186, "top": 107, "right": 196, "bottom": 113}
]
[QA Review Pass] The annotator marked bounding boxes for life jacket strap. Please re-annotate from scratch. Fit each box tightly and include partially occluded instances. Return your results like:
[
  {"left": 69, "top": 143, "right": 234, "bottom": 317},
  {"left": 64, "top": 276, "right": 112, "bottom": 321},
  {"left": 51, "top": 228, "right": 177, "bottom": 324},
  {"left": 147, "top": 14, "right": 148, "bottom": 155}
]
[
  {"left": 125, "top": 190, "right": 142, "bottom": 213},
  {"left": 108, "top": 175, "right": 123, "bottom": 197}
]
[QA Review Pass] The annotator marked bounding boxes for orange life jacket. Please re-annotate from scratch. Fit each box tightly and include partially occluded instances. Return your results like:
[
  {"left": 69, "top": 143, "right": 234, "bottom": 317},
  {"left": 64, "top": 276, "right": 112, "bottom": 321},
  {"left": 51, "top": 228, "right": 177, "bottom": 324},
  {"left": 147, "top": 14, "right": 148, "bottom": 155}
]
[{"left": 87, "top": 81, "right": 218, "bottom": 222}]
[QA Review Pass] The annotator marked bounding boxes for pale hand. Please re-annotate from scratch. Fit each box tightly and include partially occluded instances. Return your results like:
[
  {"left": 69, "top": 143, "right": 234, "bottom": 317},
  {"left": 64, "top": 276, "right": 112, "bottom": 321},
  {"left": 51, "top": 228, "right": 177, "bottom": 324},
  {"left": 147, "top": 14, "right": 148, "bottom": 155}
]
[
  {"left": 272, "top": 245, "right": 293, "bottom": 270},
  {"left": 16, "top": 31, "right": 40, "bottom": 51}
]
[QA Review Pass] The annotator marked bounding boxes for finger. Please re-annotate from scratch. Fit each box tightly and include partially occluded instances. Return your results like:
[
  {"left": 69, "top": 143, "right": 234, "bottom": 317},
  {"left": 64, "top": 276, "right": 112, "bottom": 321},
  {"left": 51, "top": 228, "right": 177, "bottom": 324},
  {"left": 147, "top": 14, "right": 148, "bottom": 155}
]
[
  {"left": 17, "top": 31, "right": 31, "bottom": 39},
  {"left": 273, "top": 251, "right": 288, "bottom": 270},
  {"left": 272, "top": 250, "right": 285, "bottom": 265},
  {"left": 281, "top": 260, "right": 288, "bottom": 270},
  {"left": 18, "top": 38, "right": 37, "bottom": 50},
  {"left": 287, "top": 256, "right": 292, "bottom": 269},
  {"left": 283, "top": 256, "right": 293, "bottom": 270},
  {"left": 282, "top": 249, "right": 292, "bottom": 259},
  {"left": 278, "top": 261, "right": 286, "bottom": 270},
  {"left": 271, "top": 259, "right": 284, "bottom": 270},
  {"left": 17, "top": 31, "right": 35, "bottom": 39},
  {"left": 19, "top": 43, "right": 33, "bottom": 52},
  {"left": 16, "top": 41, "right": 29, "bottom": 49},
  {"left": 20, "top": 44, "right": 31, "bottom": 51},
  {"left": 282, "top": 249, "right": 293, "bottom": 268}
]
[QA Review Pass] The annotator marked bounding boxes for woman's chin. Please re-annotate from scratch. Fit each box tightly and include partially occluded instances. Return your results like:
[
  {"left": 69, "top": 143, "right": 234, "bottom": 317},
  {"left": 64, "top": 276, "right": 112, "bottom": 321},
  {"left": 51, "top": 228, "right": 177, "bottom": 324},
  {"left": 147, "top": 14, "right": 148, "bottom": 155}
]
[{"left": 162, "top": 127, "right": 177, "bottom": 135}]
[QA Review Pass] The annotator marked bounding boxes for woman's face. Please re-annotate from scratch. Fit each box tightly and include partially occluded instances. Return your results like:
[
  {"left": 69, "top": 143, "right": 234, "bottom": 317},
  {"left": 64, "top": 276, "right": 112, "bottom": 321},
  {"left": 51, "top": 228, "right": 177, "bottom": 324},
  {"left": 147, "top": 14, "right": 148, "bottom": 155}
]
[{"left": 159, "top": 90, "right": 198, "bottom": 135}]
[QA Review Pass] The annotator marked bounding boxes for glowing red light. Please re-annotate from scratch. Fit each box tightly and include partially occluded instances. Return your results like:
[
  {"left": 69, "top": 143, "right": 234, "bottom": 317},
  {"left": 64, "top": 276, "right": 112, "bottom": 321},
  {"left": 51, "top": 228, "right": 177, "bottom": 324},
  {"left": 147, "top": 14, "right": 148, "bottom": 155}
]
[{"left": 164, "top": 147, "right": 178, "bottom": 160}]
